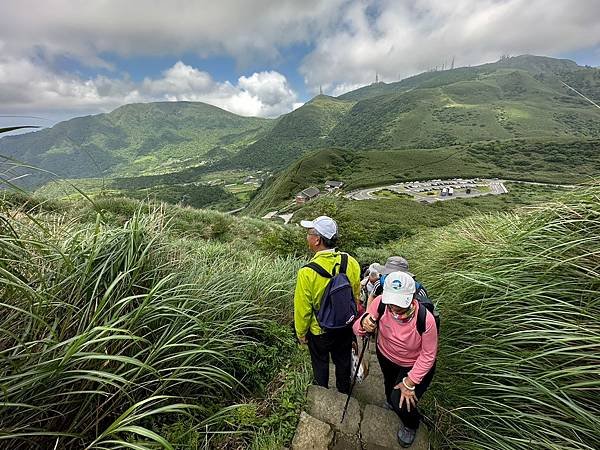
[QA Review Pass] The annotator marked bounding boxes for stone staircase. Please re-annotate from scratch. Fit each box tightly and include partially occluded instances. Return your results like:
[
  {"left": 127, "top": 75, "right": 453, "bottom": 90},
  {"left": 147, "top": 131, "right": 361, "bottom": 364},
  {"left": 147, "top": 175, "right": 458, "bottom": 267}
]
[{"left": 290, "top": 342, "right": 430, "bottom": 450}]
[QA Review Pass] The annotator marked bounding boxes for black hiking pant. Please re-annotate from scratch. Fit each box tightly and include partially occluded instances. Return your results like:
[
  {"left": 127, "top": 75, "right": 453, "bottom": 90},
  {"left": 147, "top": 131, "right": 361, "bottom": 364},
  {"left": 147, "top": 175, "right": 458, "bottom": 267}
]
[
  {"left": 307, "top": 327, "right": 353, "bottom": 394},
  {"left": 376, "top": 345, "right": 435, "bottom": 430}
]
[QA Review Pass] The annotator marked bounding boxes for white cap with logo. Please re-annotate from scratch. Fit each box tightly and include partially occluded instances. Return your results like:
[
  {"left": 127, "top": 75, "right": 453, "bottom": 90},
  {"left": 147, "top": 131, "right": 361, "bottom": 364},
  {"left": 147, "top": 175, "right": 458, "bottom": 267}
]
[
  {"left": 300, "top": 216, "right": 338, "bottom": 239},
  {"left": 381, "top": 271, "right": 416, "bottom": 308}
]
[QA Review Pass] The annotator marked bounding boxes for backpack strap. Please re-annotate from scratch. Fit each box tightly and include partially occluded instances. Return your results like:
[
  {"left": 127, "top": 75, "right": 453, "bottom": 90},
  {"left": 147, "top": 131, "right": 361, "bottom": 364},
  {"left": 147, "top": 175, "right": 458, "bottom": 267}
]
[
  {"left": 377, "top": 299, "right": 385, "bottom": 319},
  {"left": 304, "top": 262, "right": 332, "bottom": 279},
  {"left": 339, "top": 253, "right": 348, "bottom": 274},
  {"left": 416, "top": 302, "right": 427, "bottom": 335},
  {"left": 304, "top": 253, "right": 348, "bottom": 278}
]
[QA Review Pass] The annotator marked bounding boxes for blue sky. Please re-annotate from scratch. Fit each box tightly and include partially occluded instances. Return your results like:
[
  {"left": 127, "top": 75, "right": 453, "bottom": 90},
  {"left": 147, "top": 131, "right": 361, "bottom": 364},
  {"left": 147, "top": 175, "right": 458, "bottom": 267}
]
[{"left": 1, "top": 0, "right": 599, "bottom": 128}]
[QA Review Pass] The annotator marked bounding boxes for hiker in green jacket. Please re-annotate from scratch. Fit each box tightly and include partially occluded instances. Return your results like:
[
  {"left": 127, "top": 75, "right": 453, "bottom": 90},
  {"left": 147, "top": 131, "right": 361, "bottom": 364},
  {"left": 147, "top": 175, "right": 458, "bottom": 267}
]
[{"left": 294, "top": 216, "right": 361, "bottom": 393}]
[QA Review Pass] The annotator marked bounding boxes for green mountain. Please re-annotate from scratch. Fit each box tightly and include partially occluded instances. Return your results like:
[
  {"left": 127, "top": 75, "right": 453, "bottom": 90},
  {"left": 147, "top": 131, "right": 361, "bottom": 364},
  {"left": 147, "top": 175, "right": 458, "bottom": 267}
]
[
  {"left": 329, "top": 56, "right": 600, "bottom": 150},
  {"left": 233, "top": 55, "right": 600, "bottom": 170},
  {"left": 338, "top": 54, "right": 583, "bottom": 101},
  {"left": 0, "top": 101, "right": 272, "bottom": 187},
  {"left": 229, "top": 95, "right": 355, "bottom": 169}
]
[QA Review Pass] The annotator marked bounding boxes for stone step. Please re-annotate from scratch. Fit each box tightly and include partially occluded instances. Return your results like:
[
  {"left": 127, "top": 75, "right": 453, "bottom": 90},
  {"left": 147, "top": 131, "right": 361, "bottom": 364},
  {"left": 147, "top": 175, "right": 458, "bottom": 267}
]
[
  {"left": 351, "top": 373, "right": 387, "bottom": 407},
  {"left": 291, "top": 411, "right": 333, "bottom": 450},
  {"left": 327, "top": 350, "right": 386, "bottom": 409},
  {"left": 360, "top": 404, "right": 429, "bottom": 450},
  {"left": 296, "top": 340, "right": 431, "bottom": 450},
  {"left": 331, "top": 432, "right": 362, "bottom": 450},
  {"left": 306, "top": 385, "right": 361, "bottom": 436}
]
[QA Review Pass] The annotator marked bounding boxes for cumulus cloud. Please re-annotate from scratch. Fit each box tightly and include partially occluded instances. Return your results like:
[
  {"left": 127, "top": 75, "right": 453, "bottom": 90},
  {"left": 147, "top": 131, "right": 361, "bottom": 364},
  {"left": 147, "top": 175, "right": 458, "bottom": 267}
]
[
  {"left": 0, "top": 0, "right": 345, "bottom": 67},
  {"left": 142, "top": 62, "right": 298, "bottom": 117},
  {"left": 0, "top": 57, "right": 297, "bottom": 120},
  {"left": 300, "top": 0, "right": 600, "bottom": 95}
]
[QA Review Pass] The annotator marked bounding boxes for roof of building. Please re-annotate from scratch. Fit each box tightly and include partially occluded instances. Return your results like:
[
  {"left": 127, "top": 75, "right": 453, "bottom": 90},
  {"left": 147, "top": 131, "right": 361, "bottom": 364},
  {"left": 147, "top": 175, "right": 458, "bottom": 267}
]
[
  {"left": 325, "top": 180, "right": 343, "bottom": 187},
  {"left": 298, "top": 187, "right": 320, "bottom": 198}
]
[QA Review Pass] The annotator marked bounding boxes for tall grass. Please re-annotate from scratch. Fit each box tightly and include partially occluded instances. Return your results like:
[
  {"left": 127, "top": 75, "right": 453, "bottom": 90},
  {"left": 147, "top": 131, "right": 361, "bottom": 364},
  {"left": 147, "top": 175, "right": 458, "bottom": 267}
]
[
  {"left": 398, "top": 187, "right": 600, "bottom": 449},
  {"left": 0, "top": 201, "right": 300, "bottom": 449}
]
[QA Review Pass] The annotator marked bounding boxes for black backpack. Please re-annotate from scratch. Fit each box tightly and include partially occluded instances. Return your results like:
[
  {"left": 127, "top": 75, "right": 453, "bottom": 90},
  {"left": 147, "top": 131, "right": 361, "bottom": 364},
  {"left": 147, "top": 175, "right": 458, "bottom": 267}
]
[
  {"left": 377, "top": 285, "right": 440, "bottom": 335},
  {"left": 304, "top": 253, "right": 358, "bottom": 330}
]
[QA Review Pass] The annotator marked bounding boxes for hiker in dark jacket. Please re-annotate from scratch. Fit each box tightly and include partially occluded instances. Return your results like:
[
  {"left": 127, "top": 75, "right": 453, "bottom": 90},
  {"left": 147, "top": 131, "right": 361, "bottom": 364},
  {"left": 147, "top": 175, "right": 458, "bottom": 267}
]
[
  {"left": 294, "top": 216, "right": 361, "bottom": 394},
  {"left": 354, "top": 271, "right": 438, "bottom": 448}
]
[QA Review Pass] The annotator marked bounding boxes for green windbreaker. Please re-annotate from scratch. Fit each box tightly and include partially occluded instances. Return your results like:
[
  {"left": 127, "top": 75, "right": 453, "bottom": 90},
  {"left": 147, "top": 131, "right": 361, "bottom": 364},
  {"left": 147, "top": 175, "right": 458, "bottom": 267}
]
[{"left": 294, "top": 249, "right": 361, "bottom": 338}]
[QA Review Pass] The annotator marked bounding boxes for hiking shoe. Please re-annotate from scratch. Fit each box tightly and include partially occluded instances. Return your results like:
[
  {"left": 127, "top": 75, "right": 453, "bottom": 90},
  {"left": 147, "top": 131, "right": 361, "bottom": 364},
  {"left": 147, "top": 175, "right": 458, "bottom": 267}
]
[{"left": 397, "top": 425, "right": 417, "bottom": 448}]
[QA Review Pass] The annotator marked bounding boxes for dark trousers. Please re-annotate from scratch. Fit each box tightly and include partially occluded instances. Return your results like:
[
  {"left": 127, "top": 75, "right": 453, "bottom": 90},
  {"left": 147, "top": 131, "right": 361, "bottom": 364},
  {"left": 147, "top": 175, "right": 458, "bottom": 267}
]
[
  {"left": 307, "top": 328, "right": 353, "bottom": 394},
  {"left": 376, "top": 345, "right": 435, "bottom": 430}
]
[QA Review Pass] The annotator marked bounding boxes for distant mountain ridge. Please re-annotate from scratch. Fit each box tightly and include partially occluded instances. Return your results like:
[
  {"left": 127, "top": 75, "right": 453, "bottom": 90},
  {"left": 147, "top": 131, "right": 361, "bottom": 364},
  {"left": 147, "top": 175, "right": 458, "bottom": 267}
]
[
  {"left": 2, "top": 54, "right": 600, "bottom": 191},
  {"left": 338, "top": 55, "right": 583, "bottom": 101},
  {"left": 232, "top": 54, "right": 600, "bottom": 168},
  {"left": 0, "top": 101, "right": 273, "bottom": 187}
]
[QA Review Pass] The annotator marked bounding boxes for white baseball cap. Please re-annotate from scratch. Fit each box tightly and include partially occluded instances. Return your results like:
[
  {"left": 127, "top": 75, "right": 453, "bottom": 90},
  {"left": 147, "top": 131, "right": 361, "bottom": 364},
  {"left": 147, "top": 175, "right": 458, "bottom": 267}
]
[
  {"left": 381, "top": 271, "right": 416, "bottom": 308},
  {"left": 300, "top": 216, "right": 338, "bottom": 239}
]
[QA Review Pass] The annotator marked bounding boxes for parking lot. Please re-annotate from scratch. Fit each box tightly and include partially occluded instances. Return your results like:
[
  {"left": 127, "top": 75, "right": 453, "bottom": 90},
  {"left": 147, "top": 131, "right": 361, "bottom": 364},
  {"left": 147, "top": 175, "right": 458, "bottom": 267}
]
[{"left": 346, "top": 178, "right": 508, "bottom": 203}]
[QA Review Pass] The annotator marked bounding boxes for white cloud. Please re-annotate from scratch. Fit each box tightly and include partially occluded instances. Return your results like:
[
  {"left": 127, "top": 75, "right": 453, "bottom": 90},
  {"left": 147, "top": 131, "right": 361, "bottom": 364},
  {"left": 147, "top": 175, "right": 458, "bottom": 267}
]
[
  {"left": 141, "top": 63, "right": 298, "bottom": 117},
  {"left": 301, "top": 0, "right": 600, "bottom": 93},
  {"left": 0, "top": 0, "right": 345, "bottom": 67},
  {"left": 0, "top": 57, "right": 297, "bottom": 120}
]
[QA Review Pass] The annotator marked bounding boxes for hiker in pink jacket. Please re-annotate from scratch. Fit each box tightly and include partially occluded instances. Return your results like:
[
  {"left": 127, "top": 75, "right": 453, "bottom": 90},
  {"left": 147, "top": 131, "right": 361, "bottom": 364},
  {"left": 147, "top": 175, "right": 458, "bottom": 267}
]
[{"left": 353, "top": 271, "right": 438, "bottom": 448}]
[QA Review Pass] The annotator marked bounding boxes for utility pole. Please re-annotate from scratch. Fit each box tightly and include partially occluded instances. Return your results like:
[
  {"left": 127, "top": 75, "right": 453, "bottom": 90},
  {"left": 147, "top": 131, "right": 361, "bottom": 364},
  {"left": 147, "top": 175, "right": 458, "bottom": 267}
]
[
  {"left": 451, "top": 56, "right": 455, "bottom": 70},
  {"left": 319, "top": 85, "right": 323, "bottom": 95},
  {"left": 375, "top": 72, "right": 379, "bottom": 83}
]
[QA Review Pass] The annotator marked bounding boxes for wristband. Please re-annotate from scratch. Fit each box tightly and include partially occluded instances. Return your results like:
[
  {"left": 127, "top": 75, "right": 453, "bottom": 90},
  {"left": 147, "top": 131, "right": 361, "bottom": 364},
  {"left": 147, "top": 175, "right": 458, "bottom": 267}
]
[{"left": 402, "top": 377, "right": 415, "bottom": 391}]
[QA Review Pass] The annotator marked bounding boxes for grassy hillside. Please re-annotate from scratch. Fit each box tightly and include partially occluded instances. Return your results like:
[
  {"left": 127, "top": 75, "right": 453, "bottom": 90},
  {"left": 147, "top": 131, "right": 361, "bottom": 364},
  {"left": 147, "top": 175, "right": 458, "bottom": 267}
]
[
  {"left": 0, "top": 191, "right": 316, "bottom": 449},
  {"left": 330, "top": 67, "right": 600, "bottom": 150},
  {"left": 382, "top": 186, "right": 600, "bottom": 449},
  {"left": 338, "top": 54, "right": 584, "bottom": 101},
  {"left": 230, "top": 95, "right": 355, "bottom": 169},
  {"left": 247, "top": 138, "right": 600, "bottom": 214},
  {"left": 2, "top": 173, "right": 598, "bottom": 449},
  {"left": 232, "top": 56, "right": 600, "bottom": 171},
  {"left": 0, "top": 101, "right": 273, "bottom": 188}
]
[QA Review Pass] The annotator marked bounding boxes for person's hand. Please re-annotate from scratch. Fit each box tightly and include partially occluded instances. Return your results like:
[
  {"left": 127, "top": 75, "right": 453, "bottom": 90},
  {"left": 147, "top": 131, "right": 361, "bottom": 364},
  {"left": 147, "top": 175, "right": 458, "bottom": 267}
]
[
  {"left": 361, "top": 314, "right": 377, "bottom": 334},
  {"left": 394, "top": 379, "right": 418, "bottom": 412},
  {"left": 298, "top": 335, "right": 308, "bottom": 345}
]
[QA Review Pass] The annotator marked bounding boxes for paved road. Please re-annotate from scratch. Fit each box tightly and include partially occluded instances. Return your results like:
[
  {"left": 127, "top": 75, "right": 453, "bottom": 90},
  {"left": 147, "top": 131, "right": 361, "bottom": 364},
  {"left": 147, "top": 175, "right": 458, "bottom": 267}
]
[{"left": 351, "top": 187, "right": 383, "bottom": 200}]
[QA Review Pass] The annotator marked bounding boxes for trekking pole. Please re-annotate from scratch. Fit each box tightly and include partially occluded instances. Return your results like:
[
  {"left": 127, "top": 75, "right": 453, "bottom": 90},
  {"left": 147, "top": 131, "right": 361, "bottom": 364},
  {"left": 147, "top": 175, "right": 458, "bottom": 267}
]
[{"left": 341, "top": 334, "right": 370, "bottom": 423}]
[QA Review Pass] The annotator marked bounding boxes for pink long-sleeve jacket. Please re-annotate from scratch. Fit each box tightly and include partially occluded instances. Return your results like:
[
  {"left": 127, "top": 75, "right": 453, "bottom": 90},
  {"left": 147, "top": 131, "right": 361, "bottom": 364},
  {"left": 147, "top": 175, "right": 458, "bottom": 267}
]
[{"left": 353, "top": 295, "right": 438, "bottom": 384}]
